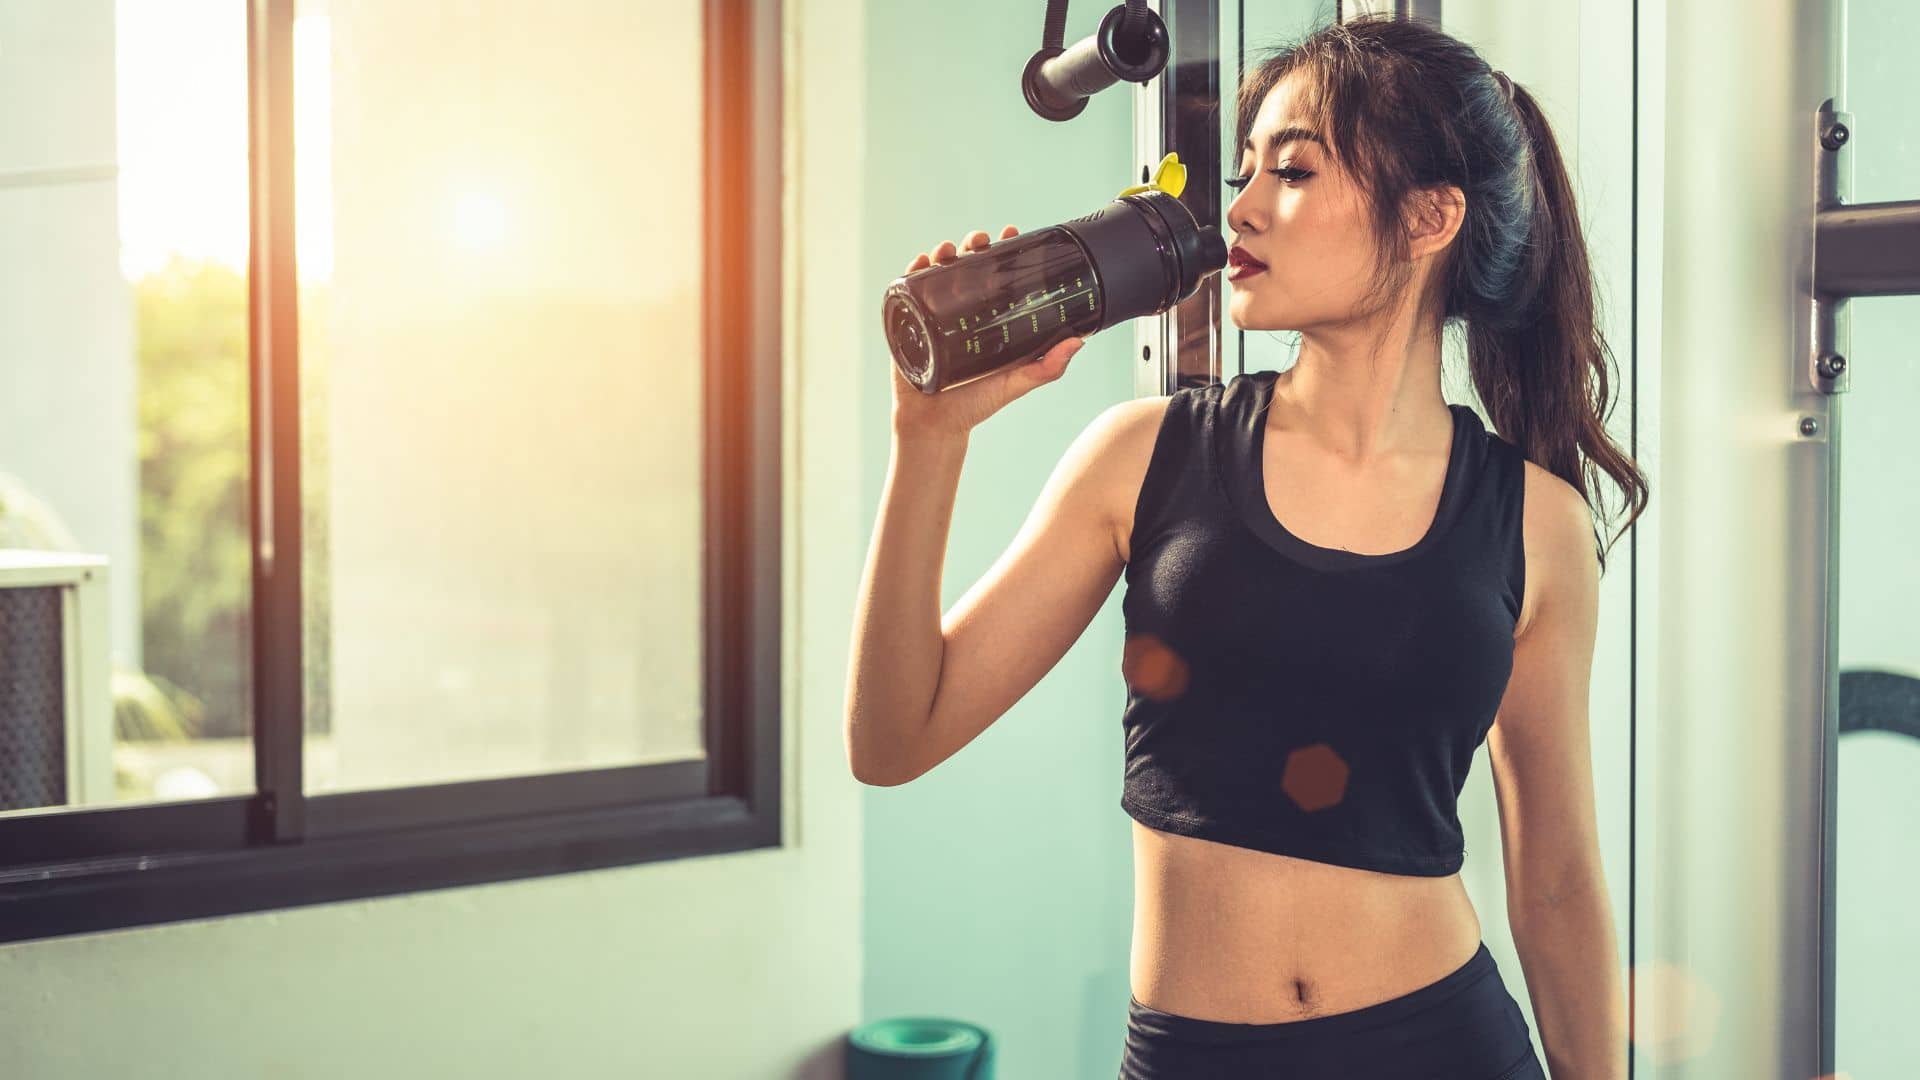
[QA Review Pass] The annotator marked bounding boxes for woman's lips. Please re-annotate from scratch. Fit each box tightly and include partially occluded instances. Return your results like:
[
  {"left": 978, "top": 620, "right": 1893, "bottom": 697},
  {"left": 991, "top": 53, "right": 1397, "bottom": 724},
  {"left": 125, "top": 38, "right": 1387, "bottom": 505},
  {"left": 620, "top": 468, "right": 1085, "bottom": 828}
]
[{"left": 1228, "top": 246, "right": 1267, "bottom": 282}]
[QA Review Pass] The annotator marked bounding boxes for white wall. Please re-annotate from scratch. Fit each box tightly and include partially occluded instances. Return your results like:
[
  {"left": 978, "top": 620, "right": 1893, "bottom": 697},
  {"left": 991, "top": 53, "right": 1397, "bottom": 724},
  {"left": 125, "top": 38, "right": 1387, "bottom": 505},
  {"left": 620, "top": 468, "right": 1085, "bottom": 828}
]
[{"left": 0, "top": 0, "right": 141, "bottom": 667}]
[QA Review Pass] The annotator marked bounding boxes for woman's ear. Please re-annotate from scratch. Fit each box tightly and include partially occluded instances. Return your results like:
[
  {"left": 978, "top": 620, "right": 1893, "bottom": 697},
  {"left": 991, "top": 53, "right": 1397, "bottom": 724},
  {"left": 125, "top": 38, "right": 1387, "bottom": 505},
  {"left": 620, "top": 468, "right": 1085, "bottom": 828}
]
[{"left": 1405, "top": 184, "right": 1467, "bottom": 261}]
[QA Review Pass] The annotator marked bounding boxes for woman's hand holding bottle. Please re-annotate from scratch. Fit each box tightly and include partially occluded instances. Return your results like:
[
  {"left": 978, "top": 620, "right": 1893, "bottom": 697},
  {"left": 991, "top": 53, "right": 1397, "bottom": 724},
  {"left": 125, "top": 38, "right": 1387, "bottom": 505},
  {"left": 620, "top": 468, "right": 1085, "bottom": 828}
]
[{"left": 890, "top": 225, "right": 1086, "bottom": 443}]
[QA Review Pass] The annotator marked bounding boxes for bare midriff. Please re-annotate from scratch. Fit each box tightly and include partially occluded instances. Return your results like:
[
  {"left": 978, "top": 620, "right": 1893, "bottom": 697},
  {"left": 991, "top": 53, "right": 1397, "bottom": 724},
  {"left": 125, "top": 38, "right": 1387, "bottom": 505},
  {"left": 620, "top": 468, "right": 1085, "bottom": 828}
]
[{"left": 1128, "top": 821, "right": 1484, "bottom": 1024}]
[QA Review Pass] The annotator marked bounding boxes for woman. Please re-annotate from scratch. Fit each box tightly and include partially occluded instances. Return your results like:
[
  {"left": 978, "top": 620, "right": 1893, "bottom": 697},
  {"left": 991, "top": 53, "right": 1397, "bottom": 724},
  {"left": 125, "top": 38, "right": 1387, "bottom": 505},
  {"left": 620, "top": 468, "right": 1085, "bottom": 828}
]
[{"left": 846, "top": 14, "right": 1645, "bottom": 1078}]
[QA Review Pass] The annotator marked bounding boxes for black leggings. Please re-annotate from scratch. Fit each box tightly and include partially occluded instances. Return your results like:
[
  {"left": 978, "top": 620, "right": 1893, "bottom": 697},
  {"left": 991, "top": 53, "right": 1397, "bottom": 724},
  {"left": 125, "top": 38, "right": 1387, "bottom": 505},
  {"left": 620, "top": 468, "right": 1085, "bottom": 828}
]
[{"left": 1120, "top": 941, "right": 1546, "bottom": 1079}]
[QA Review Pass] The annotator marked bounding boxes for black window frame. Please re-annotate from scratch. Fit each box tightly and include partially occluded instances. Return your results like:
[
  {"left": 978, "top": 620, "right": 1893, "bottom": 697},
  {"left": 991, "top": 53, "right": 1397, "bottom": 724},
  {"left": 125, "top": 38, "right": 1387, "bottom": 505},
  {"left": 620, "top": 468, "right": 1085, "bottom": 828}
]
[{"left": 0, "top": 0, "right": 784, "bottom": 945}]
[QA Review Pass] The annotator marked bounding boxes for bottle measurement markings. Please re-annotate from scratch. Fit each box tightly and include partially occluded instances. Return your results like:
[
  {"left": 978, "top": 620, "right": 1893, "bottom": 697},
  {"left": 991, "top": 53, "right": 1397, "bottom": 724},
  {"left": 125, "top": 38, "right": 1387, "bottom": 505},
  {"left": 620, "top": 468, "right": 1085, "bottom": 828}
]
[{"left": 956, "top": 278, "right": 1094, "bottom": 354}]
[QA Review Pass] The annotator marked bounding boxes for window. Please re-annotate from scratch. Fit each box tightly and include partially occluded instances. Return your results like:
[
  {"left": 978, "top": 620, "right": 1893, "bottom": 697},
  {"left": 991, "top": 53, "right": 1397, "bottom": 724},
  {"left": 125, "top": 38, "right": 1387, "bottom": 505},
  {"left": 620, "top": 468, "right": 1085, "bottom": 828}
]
[{"left": 0, "top": 0, "right": 782, "bottom": 944}]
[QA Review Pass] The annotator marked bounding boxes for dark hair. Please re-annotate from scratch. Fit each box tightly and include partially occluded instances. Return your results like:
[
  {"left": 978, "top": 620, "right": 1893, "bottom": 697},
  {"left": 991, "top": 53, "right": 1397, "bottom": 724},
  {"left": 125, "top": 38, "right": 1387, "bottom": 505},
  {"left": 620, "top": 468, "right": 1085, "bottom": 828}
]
[{"left": 1234, "top": 14, "right": 1648, "bottom": 575}]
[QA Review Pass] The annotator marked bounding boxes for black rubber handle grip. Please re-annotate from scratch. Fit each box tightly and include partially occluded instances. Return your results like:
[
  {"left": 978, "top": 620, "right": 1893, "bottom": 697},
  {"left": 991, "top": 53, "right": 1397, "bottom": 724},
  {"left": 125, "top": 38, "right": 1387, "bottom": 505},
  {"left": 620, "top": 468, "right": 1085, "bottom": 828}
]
[{"left": 1022, "top": 5, "right": 1169, "bottom": 123}]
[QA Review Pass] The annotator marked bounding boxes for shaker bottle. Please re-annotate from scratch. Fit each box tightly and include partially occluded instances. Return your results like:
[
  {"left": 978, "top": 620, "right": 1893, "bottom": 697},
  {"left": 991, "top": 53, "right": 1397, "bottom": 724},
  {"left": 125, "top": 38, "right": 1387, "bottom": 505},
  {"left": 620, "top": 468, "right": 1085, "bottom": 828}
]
[{"left": 882, "top": 153, "right": 1230, "bottom": 394}]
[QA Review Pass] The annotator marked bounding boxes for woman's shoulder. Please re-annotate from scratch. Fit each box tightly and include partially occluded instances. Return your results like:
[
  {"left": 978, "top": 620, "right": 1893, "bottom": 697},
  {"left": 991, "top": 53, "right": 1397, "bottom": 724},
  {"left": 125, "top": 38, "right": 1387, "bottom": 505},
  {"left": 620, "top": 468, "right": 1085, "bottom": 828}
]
[
  {"left": 1125, "top": 369, "right": 1273, "bottom": 426},
  {"left": 1085, "top": 369, "right": 1276, "bottom": 481},
  {"left": 1079, "top": 394, "right": 1179, "bottom": 566},
  {"left": 1091, "top": 374, "right": 1266, "bottom": 562},
  {"left": 1212, "top": 369, "right": 1281, "bottom": 424},
  {"left": 1095, "top": 372, "right": 1263, "bottom": 498}
]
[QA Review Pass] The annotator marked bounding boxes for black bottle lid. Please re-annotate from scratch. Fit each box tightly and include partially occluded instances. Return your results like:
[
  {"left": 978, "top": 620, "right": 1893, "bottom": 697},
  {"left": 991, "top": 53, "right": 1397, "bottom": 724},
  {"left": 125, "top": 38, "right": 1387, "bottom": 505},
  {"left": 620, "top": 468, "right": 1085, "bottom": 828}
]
[{"left": 1125, "top": 190, "right": 1230, "bottom": 304}]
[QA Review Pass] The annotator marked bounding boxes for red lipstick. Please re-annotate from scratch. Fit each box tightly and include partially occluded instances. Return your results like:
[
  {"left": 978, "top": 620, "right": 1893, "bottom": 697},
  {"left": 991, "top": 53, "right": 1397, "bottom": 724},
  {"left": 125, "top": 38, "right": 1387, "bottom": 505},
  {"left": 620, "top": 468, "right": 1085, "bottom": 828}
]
[{"left": 1228, "top": 244, "right": 1267, "bottom": 282}]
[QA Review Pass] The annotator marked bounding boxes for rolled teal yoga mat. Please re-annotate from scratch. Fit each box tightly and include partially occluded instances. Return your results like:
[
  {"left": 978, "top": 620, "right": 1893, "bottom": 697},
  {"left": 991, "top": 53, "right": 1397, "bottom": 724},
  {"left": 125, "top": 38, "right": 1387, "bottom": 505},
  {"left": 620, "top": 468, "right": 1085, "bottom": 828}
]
[{"left": 845, "top": 1016, "right": 995, "bottom": 1079}]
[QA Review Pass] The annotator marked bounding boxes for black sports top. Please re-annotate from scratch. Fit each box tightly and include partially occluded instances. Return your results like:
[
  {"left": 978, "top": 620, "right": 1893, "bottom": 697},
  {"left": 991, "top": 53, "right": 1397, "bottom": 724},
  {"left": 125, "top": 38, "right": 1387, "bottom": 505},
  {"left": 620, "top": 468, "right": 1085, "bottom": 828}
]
[{"left": 1119, "top": 369, "right": 1527, "bottom": 876}]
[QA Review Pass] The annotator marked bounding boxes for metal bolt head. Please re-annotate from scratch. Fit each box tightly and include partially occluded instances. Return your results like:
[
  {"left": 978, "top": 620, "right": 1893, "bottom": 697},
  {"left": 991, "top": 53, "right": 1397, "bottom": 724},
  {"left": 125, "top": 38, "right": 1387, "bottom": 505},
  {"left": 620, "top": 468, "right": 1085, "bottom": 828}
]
[
  {"left": 1821, "top": 122, "right": 1850, "bottom": 151},
  {"left": 1799, "top": 416, "right": 1821, "bottom": 437},
  {"left": 1817, "top": 352, "right": 1848, "bottom": 379}
]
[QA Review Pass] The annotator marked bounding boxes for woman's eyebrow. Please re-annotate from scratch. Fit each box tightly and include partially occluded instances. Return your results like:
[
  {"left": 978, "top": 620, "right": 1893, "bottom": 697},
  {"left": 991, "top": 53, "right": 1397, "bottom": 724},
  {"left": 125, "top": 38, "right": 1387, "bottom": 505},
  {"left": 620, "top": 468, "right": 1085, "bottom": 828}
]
[{"left": 1241, "top": 126, "right": 1324, "bottom": 153}]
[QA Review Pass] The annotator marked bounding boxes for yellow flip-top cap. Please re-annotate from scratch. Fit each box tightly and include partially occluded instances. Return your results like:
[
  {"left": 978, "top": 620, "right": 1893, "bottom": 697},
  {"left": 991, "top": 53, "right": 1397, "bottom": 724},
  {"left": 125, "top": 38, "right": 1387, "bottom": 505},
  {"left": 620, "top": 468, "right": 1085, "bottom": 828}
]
[{"left": 1116, "top": 152, "right": 1187, "bottom": 199}]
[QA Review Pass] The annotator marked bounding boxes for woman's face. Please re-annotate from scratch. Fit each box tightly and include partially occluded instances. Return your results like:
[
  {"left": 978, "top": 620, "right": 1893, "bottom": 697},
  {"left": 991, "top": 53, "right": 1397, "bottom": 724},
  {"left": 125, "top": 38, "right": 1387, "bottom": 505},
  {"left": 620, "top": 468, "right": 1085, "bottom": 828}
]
[{"left": 1224, "top": 70, "right": 1383, "bottom": 333}]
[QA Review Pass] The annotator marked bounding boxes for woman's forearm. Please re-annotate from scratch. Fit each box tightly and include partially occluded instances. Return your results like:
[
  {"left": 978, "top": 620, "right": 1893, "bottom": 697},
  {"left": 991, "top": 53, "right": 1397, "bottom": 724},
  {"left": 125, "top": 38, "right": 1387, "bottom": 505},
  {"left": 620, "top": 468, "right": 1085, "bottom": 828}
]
[
  {"left": 1510, "top": 885, "right": 1628, "bottom": 1079},
  {"left": 843, "top": 430, "right": 970, "bottom": 784}
]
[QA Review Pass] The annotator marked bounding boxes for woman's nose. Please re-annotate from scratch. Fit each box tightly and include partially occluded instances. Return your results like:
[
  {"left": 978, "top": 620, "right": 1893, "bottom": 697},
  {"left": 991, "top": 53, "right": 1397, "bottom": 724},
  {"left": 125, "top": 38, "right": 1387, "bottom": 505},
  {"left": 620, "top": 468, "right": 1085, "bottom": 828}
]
[{"left": 1226, "top": 193, "right": 1259, "bottom": 235}]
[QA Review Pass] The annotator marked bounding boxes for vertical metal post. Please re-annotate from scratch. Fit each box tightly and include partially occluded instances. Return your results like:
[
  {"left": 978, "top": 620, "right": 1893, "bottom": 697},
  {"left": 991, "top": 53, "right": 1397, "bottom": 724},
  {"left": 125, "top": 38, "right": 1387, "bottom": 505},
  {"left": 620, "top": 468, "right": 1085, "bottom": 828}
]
[
  {"left": 247, "top": 0, "right": 306, "bottom": 844},
  {"left": 1654, "top": 0, "right": 1846, "bottom": 1073},
  {"left": 1131, "top": 4, "right": 1168, "bottom": 397},
  {"left": 1134, "top": 0, "right": 1220, "bottom": 396}
]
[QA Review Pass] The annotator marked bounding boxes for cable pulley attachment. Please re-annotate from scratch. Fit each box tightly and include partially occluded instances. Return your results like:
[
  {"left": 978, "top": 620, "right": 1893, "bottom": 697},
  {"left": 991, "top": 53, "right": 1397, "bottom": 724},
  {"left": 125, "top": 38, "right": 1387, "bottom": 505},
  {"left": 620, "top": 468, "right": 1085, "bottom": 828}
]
[{"left": 1022, "top": 2, "right": 1170, "bottom": 122}]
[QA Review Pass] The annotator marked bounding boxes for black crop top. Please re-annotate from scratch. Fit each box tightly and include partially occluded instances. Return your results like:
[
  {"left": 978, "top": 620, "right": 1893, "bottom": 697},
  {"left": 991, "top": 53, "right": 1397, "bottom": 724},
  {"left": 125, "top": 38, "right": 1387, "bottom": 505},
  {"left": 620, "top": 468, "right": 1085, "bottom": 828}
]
[{"left": 1119, "top": 369, "right": 1527, "bottom": 876}]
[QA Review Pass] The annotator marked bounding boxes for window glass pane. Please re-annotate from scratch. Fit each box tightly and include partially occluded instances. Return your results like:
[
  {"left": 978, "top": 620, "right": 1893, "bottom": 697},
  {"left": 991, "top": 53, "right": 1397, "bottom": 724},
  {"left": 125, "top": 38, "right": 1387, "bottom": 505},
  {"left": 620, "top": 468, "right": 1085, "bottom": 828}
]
[
  {"left": 295, "top": 0, "right": 707, "bottom": 793},
  {"left": 1, "top": 0, "right": 255, "bottom": 815}
]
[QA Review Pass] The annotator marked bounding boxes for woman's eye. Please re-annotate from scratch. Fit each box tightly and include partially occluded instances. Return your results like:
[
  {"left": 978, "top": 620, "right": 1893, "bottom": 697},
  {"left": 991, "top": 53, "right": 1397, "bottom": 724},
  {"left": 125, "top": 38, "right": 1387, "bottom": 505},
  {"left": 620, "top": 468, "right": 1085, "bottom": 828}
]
[{"left": 1224, "top": 167, "right": 1313, "bottom": 191}]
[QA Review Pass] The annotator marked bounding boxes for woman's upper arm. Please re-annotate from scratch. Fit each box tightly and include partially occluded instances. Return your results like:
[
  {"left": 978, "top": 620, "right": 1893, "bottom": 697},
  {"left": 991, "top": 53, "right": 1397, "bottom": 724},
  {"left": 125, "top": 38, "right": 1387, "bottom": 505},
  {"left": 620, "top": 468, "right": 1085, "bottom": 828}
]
[{"left": 889, "top": 394, "right": 1171, "bottom": 785}]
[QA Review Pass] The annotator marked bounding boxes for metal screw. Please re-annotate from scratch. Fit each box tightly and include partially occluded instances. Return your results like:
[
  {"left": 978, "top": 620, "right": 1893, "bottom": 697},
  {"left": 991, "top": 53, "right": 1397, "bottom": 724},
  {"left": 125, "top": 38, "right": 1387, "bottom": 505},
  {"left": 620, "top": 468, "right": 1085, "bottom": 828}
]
[
  {"left": 1142, "top": 345, "right": 1152, "bottom": 362},
  {"left": 1799, "top": 416, "right": 1822, "bottom": 437},
  {"left": 1817, "top": 352, "right": 1847, "bottom": 379},
  {"left": 1821, "top": 122, "right": 1850, "bottom": 152}
]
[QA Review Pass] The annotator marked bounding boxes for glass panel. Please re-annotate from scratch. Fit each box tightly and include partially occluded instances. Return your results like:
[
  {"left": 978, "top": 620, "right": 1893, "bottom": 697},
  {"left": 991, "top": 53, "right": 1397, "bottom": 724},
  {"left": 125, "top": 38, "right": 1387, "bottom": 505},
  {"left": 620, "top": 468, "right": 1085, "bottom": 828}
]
[
  {"left": 294, "top": 0, "right": 708, "bottom": 793},
  {"left": 0, "top": 0, "right": 255, "bottom": 814},
  {"left": 1835, "top": 5, "right": 1920, "bottom": 1076}
]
